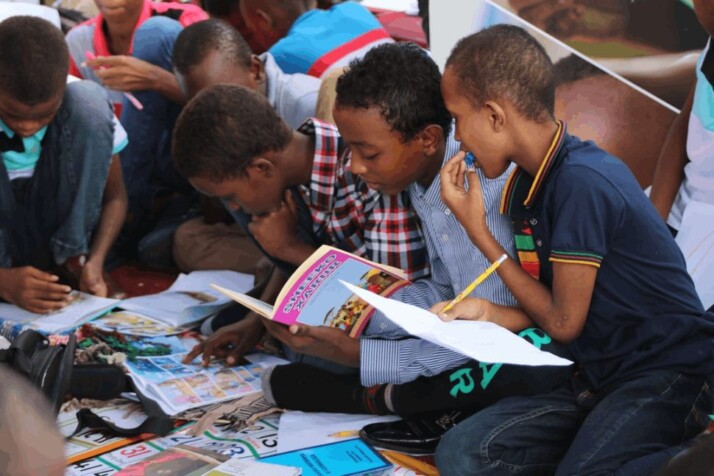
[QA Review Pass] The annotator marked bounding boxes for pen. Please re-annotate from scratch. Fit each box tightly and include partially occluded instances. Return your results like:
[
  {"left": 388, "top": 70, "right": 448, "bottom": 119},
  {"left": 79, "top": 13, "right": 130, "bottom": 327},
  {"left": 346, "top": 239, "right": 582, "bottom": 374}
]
[
  {"left": 441, "top": 253, "right": 508, "bottom": 313},
  {"left": 84, "top": 51, "right": 144, "bottom": 111}
]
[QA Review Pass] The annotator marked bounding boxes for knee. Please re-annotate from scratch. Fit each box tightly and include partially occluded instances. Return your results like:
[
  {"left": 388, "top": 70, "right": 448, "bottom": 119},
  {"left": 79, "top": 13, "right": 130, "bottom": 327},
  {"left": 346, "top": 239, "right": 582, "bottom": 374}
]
[
  {"left": 435, "top": 424, "right": 485, "bottom": 476},
  {"left": 132, "top": 17, "right": 182, "bottom": 64},
  {"left": 61, "top": 81, "right": 114, "bottom": 137}
]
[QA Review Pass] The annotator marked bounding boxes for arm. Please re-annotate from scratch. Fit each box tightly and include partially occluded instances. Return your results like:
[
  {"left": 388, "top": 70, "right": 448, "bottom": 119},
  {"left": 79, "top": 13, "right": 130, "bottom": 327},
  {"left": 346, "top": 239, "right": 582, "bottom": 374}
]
[
  {"left": 440, "top": 155, "right": 598, "bottom": 343},
  {"left": 0, "top": 267, "right": 72, "bottom": 313},
  {"left": 183, "top": 268, "right": 289, "bottom": 366},
  {"left": 80, "top": 155, "right": 128, "bottom": 296},
  {"left": 85, "top": 56, "right": 186, "bottom": 104},
  {"left": 649, "top": 84, "right": 696, "bottom": 221}
]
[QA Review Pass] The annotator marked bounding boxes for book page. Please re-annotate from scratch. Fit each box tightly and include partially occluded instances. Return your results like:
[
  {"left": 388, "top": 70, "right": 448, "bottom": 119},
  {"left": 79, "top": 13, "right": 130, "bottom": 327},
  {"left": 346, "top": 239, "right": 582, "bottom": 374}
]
[
  {"left": 210, "top": 286, "right": 274, "bottom": 319},
  {"left": 272, "top": 246, "right": 409, "bottom": 338},
  {"left": 343, "top": 282, "right": 573, "bottom": 367}
]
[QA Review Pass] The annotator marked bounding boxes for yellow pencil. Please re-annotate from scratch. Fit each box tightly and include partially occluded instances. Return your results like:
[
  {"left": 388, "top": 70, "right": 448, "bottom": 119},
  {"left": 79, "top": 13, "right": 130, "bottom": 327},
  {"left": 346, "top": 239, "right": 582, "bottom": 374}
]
[{"left": 441, "top": 253, "right": 508, "bottom": 313}]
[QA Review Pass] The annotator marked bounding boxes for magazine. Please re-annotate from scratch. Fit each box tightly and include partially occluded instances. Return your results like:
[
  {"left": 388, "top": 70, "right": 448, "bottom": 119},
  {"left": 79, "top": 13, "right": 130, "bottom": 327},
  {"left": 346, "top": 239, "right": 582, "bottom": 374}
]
[
  {"left": 124, "top": 351, "right": 264, "bottom": 416},
  {"left": 213, "top": 246, "right": 410, "bottom": 338},
  {"left": 95, "top": 271, "right": 255, "bottom": 335},
  {"left": 114, "top": 445, "right": 229, "bottom": 475}
]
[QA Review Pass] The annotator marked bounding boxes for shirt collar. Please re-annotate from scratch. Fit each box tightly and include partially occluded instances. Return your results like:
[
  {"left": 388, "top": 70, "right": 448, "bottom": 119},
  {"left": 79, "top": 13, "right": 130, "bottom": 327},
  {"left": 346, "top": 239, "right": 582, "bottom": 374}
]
[
  {"left": 297, "top": 117, "right": 346, "bottom": 212},
  {"left": 260, "top": 52, "right": 281, "bottom": 108},
  {"left": 411, "top": 127, "right": 461, "bottom": 210},
  {"left": 500, "top": 120, "right": 567, "bottom": 216}
]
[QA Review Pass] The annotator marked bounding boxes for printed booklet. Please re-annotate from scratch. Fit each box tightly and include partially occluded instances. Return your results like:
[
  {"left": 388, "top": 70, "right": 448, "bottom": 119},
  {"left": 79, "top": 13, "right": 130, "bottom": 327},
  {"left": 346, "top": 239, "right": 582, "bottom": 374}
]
[{"left": 213, "top": 246, "right": 411, "bottom": 338}]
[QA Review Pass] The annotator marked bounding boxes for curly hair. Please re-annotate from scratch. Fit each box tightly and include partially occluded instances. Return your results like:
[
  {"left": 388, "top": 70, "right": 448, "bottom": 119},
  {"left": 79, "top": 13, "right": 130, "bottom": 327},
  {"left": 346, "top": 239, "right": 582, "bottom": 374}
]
[
  {"left": 173, "top": 19, "right": 252, "bottom": 75},
  {"left": 0, "top": 17, "right": 68, "bottom": 105},
  {"left": 172, "top": 84, "right": 292, "bottom": 181},
  {"left": 446, "top": 25, "right": 555, "bottom": 123},
  {"left": 335, "top": 42, "right": 452, "bottom": 141}
]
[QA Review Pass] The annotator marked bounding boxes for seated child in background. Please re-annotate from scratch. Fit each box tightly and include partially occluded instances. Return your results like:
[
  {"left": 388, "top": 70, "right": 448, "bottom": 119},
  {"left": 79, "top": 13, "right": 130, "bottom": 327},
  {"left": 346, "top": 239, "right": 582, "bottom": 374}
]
[
  {"left": 433, "top": 24, "right": 714, "bottom": 475},
  {"left": 239, "top": 0, "right": 392, "bottom": 77},
  {"left": 66, "top": 0, "right": 208, "bottom": 268},
  {"left": 172, "top": 84, "right": 428, "bottom": 372},
  {"left": 650, "top": 0, "right": 714, "bottom": 240},
  {"left": 0, "top": 16, "right": 127, "bottom": 313},
  {"left": 0, "top": 367, "right": 66, "bottom": 476},
  {"left": 169, "top": 19, "right": 321, "bottom": 275}
]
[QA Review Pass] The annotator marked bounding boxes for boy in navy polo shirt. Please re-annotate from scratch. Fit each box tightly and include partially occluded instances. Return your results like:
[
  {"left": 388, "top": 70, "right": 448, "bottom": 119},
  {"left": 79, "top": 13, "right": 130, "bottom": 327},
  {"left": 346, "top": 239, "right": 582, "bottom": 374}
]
[{"left": 433, "top": 25, "right": 714, "bottom": 475}]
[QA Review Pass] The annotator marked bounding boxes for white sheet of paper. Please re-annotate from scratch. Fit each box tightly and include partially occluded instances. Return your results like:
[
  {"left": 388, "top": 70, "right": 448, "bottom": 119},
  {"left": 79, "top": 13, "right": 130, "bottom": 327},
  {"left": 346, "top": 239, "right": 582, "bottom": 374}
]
[
  {"left": 675, "top": 200, "right": 714, "bottom": 310},
  {"left": 277, "top": 411, "right": 400, "bottom": 454},
  {"left": 342, "top": 282, "right": 573, "bottom": 366},
  {"left": 359, "top": 0, "right": 418, "bottom": 14}
]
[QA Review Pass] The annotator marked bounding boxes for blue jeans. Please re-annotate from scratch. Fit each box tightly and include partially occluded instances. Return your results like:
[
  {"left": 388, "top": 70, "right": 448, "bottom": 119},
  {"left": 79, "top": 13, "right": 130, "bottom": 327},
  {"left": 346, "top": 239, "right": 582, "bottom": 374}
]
[
  {"left": 0, "top": 81, "right": 114, "bottom": 268},
  {"left": 436, "top": 369, "right": 714, "bottom": 475}
]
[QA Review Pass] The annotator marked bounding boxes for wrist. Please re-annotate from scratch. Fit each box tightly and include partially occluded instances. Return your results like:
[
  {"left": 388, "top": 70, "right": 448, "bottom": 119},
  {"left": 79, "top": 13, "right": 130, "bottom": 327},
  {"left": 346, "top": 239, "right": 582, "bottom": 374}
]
[{"left": 0, "top": 268, "right": 11, "bottom": 301}]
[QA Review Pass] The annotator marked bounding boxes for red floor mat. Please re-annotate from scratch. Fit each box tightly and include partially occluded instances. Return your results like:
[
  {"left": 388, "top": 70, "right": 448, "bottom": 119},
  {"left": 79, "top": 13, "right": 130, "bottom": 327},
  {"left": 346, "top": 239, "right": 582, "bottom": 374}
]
[{"left": 109, "top": 264, "right": 177, "bottom": 298}]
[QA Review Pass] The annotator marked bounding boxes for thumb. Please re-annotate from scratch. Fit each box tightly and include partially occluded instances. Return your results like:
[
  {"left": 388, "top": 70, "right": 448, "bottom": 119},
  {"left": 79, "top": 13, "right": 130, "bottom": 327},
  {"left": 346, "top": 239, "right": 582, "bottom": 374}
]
[
  {"left": 289, "top": 324, "right": 310, "bottom": 336},
  {"left": 465, "top": 169, "right": 481, "bottom": 191},
  {"left": 438, "top": 308, "right": 458, "bottom": 322}
]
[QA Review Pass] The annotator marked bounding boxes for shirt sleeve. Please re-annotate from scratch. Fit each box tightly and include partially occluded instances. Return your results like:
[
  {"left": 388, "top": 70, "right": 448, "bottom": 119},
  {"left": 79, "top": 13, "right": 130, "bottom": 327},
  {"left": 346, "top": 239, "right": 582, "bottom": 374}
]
[
  {"left": 111, "top": 116, "right": 128, "bottom": 155},
  {"left": 549, "top": 166, "right": 625, "bottom": 268}
]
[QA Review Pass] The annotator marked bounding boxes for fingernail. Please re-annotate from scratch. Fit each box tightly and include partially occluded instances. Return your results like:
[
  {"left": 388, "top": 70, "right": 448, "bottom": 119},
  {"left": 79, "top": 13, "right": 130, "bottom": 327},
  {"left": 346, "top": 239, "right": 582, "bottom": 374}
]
[{"left": 227, "top": 357, "right": 235, "bottom": 364}]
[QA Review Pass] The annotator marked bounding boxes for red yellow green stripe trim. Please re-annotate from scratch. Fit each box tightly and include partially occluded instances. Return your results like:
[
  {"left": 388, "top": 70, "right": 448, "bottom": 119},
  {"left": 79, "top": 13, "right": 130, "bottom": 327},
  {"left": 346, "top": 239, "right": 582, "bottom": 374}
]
[{"left": 549, "top": 250, "right": 603, "bottom": 268}]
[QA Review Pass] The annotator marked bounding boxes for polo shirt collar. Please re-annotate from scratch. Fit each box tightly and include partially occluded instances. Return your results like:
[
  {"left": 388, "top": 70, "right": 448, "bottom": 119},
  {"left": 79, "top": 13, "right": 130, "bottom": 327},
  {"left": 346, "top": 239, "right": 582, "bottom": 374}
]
[
  {"left": 500, "top": 120, "right": 567, "bottom": 216},
  {"left": 94, "top": 0, "right": 152, "bottom": 56}
]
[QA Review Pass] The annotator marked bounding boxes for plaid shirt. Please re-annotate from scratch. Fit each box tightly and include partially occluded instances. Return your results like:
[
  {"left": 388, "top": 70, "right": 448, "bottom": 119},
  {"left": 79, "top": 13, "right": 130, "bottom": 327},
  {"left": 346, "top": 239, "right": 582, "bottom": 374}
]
[{"left": 297, "top": 118, "right": 429, "bottom": 281}]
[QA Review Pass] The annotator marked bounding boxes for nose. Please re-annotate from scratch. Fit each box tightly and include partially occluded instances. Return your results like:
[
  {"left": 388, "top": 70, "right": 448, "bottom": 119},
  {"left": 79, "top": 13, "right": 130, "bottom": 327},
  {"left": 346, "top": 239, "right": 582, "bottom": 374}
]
[
  {"left": 349, "top": 154, "right": 368, "bottom": 176},
  {"left": 15, "top": 120, "right": 44, "bottom": 138},
  {"left": 225, "top": 199, "right": 241, "bottom": 212}
]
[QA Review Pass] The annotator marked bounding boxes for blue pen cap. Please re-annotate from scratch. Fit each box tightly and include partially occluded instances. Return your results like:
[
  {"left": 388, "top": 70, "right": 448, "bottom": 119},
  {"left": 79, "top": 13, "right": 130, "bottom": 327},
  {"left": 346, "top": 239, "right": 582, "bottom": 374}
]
[{"left": 464, "top": 152, "right": 475, "bottom": 167}]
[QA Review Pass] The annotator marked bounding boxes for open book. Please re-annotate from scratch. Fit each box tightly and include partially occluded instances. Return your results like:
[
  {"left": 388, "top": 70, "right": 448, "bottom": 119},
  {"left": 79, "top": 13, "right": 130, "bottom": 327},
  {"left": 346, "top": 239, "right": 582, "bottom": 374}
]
[{"left": 213, "top": 246, "right": 411, "bottom": 338}]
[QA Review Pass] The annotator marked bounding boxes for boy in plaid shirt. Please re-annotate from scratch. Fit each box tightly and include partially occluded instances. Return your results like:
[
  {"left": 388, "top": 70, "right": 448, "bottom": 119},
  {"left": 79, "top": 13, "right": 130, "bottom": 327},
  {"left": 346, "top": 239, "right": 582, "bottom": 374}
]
[{"left": 172, "top": 84, "right": 428, "bottom": 372}]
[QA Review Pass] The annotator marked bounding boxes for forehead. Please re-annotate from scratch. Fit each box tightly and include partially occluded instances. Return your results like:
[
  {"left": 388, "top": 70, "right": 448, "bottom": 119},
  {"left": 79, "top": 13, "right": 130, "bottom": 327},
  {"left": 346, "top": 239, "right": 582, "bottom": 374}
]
[
  {"left": 189, "top": 174, "right": 243, "bottom": 196},
  {"left": 0, "top": 91, "right": 63, "bottom": 118},
  {"left": 334, "top": 105, "right": 400, "bottom": 143}
]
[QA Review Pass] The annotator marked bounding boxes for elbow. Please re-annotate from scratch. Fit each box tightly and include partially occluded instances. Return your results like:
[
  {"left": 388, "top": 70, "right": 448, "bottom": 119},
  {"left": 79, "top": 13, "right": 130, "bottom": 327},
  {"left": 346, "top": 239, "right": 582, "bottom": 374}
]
[{"left": 545, "top": 314, "right": 584, "bottom": 344}]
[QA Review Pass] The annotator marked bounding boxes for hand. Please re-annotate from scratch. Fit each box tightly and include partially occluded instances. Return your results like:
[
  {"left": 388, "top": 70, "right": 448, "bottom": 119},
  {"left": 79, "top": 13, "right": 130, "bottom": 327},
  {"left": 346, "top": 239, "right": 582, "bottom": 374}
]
[
  {"left": 430, "top": 297, "right": 494, "bottom": 323},
  {"left": 85, "top": 55, "right": 161, "bottom": 92},
  {"left": 0, "top": 267, "right": 73, "bottom": 314},
  {"left": 248, "top": 190, "right": 302, "bottom": 258},
  {"left": 182, "top": 313, "right": 265, "bottom": 367},
  {"left": 262, "top": 320, "right": 360, "bottom": 367},
  {"left": 80, "top": 259, "right": 107, "bottom": 297},
  {"left": 440, "top": 152, "right": 488, "bottom": 233}
]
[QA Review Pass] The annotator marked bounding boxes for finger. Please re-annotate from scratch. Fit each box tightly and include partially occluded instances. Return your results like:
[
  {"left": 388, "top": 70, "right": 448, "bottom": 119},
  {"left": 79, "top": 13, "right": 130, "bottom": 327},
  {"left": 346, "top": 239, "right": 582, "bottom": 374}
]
[
  {"left": 289, "top": 324, "right": 310, "bottom": 336},
  {"left": 31, "top": 279, "right": 72, "bottom": 295},
  {"left": 28, "top": 298, "right": 69, "bottom": 314},
  {"left": 182, "top": 343, "right": 205, "bottom": 364},
  {"left": 465, "top": 169, "right": 481, "bottom": 193},
  {"left": 225, "top": 345, "right": 247, "bottom": 366},
  {"left": 86, "top": 56, "right": 125, "bottom": 68},
  {"left": 26, "top": 267, "right": 61, "bottom": 282},
  {"left": 429, "top": 301, "right": 449, "bottom": 314}
]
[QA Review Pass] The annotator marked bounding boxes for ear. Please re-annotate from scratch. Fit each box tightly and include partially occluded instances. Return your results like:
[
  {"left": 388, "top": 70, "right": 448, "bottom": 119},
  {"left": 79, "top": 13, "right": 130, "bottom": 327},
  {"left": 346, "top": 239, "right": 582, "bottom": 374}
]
[
  {"left": 246, "top": 157, "right": 276, "bottom": 179},
  {"left": 417, "top": 124, "right": 444, "bottom": 156},
  {"left": 250, "top": 55, "right": 265, "bottom": 84},
  {"left": 255, "top": 8, "right": 274, "bottom": 32},
  {"left": 484, "top": 100, "right": 507, "bottom": 132}
]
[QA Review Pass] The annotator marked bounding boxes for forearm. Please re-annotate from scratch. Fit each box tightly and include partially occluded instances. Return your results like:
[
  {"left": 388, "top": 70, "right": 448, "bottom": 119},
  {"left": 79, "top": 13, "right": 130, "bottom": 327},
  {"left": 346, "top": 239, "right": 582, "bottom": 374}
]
[
  {"left": 260, "top": 268, "right": 289, "bottom": 304},
  {"left": 0, "top": 268, "right": 12, "bottom": 301},
  {"left": 271, "top": 243, "right": 317, "bottom": 268},
  {"left": 466, "top": 229, "right": 571, "bottom": 341},
  {"left": 88, "top": 157, "right": 128, "bottom": 265},
  {"left": 650, "top": 85, "right": 695, "bottom": 220},
  {"left": 487, "top": 303, "right": 536, "bottom": 332}
]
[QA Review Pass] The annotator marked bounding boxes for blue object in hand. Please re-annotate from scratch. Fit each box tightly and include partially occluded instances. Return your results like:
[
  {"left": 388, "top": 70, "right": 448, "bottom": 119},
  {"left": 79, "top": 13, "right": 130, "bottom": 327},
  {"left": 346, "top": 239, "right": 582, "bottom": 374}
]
[{"left": 464, "top": 152, "right": 475, "bottom": 168}]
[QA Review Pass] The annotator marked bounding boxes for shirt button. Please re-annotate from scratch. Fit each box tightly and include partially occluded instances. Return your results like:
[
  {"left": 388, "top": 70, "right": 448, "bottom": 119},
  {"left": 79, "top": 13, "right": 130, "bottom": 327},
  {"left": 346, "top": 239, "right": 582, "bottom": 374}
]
[
  {"left": 530, "top": 218, "right": 538, "bottom": 226},
  {"left": 442, "top": 234, "right": 449, "bottom": 242},
  {"left": 445, "top": 209, "right": 451, "bottom": 216},
  {"left": 536, "top": 239, "right": 543, "bottom": 247}
]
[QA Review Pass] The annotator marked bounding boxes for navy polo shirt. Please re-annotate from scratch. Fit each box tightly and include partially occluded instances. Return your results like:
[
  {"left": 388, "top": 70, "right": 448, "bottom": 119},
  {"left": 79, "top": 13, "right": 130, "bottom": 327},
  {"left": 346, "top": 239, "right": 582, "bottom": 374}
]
[{"left": 501, "top": 121, "right": 714, "bottom": 389}]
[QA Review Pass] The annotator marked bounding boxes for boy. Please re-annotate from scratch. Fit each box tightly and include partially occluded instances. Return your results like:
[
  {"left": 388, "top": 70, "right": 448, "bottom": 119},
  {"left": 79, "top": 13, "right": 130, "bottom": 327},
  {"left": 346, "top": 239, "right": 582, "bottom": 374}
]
[
  {"left": 434, "top": 25, "right": 714, "bottom": 474},
  {"left": 173, "top": 84, "right": 428, "bottom": 371},
  {"left": 173, "top": 19, "right": 320, "bottom": 138},
  {"left": 66, "top": 0, "right": 207, "bottom": 267},
  {"left": 239, "top": 0, "right": 392, "bottom": 77},
  {"left": 650, "top": 0, "right": 713, "bottom": 247},
  {"left": 170, "top": 18, "right": 319, "bottom": 274},
  {"left": 0, "top": 16, "right": 127, "bottom": 313}
]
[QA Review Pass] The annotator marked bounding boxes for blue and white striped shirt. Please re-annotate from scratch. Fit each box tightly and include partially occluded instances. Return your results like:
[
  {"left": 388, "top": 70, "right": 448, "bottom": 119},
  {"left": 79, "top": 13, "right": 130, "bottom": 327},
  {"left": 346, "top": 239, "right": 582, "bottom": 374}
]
[{"left": 360, "top": 132, "right": 518, "bottom": 386}]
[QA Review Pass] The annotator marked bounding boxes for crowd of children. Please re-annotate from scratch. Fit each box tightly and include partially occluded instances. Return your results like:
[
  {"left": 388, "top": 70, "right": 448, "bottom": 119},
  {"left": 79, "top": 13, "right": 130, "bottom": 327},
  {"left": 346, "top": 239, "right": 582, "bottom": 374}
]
[{"left": 1, "top": 0, "right": 714, "bottom": 474}]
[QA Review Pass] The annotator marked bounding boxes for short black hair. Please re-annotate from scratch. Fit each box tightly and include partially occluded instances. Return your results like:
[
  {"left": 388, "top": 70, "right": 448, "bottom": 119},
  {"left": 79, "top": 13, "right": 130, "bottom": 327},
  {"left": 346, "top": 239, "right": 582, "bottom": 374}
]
[
  {"left": 446, "top": 24, "right": 555, "bottom": 122},
  {"left": 0, "top": 16, "right": 69, "bottom": 104},
  {"left": 553, "top": 54, "right": 606, "bottom": 88},
  {"left": 173, "top": 19, "right": 252, "bottom": 75},
  {"left": 173, "top": 84, "right": 292, "bottom": 181},
  {"left": 200, "top": 0, "right": 238, "bottom": 18},
  {"left": 335, "top": 42, "right": 452, "bottom": 141}
]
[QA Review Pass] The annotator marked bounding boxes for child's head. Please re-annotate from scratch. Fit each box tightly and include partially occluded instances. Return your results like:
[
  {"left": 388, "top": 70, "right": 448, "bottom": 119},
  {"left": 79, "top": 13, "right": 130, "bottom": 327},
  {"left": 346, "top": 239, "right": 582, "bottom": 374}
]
[
  {"left": 172, "top": 84, "right": 293, "bottom": 215},
  {"left": 0, "top": 368, "right": 65, "bottom": 476},
  {"left": 443, "top": 25, "right": 555, "bottom": 178},
  {"left": 0, "top": 16, "right": 68, "bottom": 137},
  {"left": 239, "top": 0, "right": 310, "bottom": 51},
  {"left": 173, "top": 19, "right": 264, "bottom": 101},
  {"left": 334, "top": 42, "right": 452, "bottom": 195},
  {"left": 693, "top": 0, "right": 714, "bottom": 36}
]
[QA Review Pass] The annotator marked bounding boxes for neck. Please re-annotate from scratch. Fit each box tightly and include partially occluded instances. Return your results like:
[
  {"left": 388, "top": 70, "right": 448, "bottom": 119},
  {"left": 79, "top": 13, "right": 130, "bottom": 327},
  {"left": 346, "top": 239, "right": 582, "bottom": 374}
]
[
  {"left": 104, "top": 11, "right": 142, "bottom": 54},
  {"left": 417, "top": 137, "right": 447, "bottom": 188},
  {"left": 511, "top": 119, "right": 560, "bottom": 177},
  {"left": 275, "top": 130, "right": 315, "bottom": 186}
]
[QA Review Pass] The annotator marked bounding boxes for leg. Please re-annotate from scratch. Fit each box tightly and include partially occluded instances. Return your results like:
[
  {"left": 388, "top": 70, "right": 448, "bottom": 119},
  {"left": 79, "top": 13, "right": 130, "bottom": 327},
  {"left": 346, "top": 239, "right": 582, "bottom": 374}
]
[
  {"left": 555, "top": 370, "right": 714, "bottom": 476},
  {"left": 436, "top": 382, "right": 585, "bottom": 476}
]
